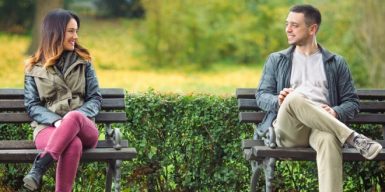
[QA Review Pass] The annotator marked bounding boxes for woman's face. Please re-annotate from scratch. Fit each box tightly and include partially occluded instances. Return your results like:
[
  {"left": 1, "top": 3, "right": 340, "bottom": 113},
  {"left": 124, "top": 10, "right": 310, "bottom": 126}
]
[{"left": 63, "top": 18, "right": 78, "bottom": 51}]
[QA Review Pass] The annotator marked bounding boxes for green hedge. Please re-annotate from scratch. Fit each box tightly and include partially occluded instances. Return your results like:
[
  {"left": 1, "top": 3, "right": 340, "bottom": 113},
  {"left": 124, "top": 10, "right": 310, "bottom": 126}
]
[
  {"left": 1, "top": 91, "right": 385, "bottom": 191},
  {"left": 121, "top": 90, "right": 253, "bottom": 191}
]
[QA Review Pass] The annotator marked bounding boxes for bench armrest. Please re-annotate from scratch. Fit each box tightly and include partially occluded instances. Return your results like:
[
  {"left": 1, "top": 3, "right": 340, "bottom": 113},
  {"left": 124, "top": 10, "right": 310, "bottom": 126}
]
[
  {"left": 265, "top": 126, "right": 277, "bottom": 148},
  {"left": 106, "top": 125, "right": 123, "bottom": 150}
]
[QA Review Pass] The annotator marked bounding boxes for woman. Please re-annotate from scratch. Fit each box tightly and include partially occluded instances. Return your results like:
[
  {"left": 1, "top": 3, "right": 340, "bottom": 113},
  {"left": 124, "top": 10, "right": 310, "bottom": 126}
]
[{"left": 23, "top": 9, "right": 102, "bottom": 191}]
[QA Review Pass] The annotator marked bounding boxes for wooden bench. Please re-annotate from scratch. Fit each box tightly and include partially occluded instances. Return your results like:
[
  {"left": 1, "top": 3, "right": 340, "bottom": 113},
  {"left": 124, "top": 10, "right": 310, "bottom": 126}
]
[
  {"left": 236, "top": 88, "right": 385, "bottom": 192},
  {"left": 0, "top": 88, "right": 137, "bottom": 192}
]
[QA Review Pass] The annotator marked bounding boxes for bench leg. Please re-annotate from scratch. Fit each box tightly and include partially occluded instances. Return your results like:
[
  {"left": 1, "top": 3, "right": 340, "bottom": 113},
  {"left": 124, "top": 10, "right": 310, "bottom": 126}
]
[
  {"left": 250, "top": 160, "right": 262, "bottom": 192},
  {"left": 263, "top": 157, "right": 276, "bottom": 192},
  {"left": 114, "top": 160, "right": 122, "bottom": 192},
  {"left": 105, "top": 160, "right": 122, "bottom": 192},
  {"left": 106, "top": 160, "right": 115, "bottom": 192}
]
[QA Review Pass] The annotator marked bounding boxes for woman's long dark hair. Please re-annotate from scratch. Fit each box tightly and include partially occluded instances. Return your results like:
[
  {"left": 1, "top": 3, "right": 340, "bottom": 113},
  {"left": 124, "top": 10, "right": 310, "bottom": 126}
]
[{"left": 25, "top": 9, "right": 91, "bottom": 70}]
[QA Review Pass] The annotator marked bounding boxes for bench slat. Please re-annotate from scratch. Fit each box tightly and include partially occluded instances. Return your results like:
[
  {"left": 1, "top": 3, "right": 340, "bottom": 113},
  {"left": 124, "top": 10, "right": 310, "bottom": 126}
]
[
  {"left": 357, "top": 89, "right": 385, "bottom": 100},
  {"left": 0, "top": 88, "right": 125, "bottom": 99},
  {"left": 242, "top": 139, "right": 265, "bottom": 149},
  {"left": 100, "top": 88, "right": 125, "bottom": 98},
  {"left": 0, "top": 112, "right": 127, "bottom": 123},
  {"left": 102, "top": 98, "right": 125, "bottom": 110},
  {"left": 247, "top": 146, "right": 385, "bottom": 161},
  {"left": 0, "top": 89, "right": 24, "bottom": 99},
  {"left": 239, "top": 112, "right": 385, "bottom": 124},
  {"left": 236, "top": 88, "right": 385, "bottom": 100},
  {"left": 238, "top": 99, "right": 259, "bottom": 111},
  {"left": 239, "top": 112, "right": 265, "bottom": 123},
  {"left": 0, "top": 98, "right": 125, "bottom": 111},
  {"left": 238, "top": 98, "right": 385, "bottom": 113},
  {"left": 0, "top": 148, "right": 137, "bottom": 163},
  {"left": 236, "top": 88, "right": 256, "bottom": 99},
  {"left": 0, "top": 140, "right": 129, "bottom": 149}
]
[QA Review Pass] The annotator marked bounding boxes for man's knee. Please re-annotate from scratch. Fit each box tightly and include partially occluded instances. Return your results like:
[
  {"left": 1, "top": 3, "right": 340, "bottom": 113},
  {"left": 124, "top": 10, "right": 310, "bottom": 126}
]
[
  {"left": 281, "top": 91, "right": 306, "bottom": 109},
  {"left": 312, "top": 132, "right": 341, "bottom": 153}
]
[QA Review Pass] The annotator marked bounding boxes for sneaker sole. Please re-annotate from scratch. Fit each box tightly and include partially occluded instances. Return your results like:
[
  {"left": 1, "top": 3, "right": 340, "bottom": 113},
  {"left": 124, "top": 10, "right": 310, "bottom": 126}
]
[
  {"left": 366, "top": 145, "right": 382, "bottom": 160},
  {"left": 23, "top": 176, "right": 38, "bottom": 191}
]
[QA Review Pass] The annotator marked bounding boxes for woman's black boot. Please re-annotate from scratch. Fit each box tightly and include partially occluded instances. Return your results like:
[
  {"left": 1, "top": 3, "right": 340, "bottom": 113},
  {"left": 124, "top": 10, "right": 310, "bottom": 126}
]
[{"left": 23, "top": 153, "right": 54, "bottom": 191}]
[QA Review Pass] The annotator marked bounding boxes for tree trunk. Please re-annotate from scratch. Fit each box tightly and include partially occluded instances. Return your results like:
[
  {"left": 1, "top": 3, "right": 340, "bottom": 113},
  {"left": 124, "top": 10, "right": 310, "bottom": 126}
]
[{"left": 27, "top": 0, "right": 64, "bottom": 55}]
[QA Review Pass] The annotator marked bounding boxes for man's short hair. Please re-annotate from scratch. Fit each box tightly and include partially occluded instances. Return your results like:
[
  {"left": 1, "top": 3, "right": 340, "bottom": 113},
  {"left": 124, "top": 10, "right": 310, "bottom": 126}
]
[{"left": 290, "top": 4, "right": 321, "bottom": 30}]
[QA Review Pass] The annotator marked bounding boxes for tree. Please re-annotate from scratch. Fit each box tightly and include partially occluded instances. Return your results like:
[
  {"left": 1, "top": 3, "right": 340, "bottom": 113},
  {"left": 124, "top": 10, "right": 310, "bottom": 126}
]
[
  {"left": 27, "top": 0, "right": 64, "bottom": 54},
  {"left": 0, "top": 0, "right": 34, "bottom": 34}
]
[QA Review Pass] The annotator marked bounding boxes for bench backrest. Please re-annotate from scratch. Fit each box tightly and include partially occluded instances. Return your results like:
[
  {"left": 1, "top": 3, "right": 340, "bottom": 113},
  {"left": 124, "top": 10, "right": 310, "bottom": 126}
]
[
  {"left": 236, "top": 88, "right": 385, "bottom": 137},
  {"left": 0, "top": 88, "right": 127, "bottom": 124}
]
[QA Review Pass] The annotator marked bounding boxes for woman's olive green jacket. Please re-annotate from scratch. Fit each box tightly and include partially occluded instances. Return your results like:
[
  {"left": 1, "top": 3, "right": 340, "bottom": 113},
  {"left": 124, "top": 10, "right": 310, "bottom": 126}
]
[{"left": 24, "top": 53, "right": 102, "bottom": 139}]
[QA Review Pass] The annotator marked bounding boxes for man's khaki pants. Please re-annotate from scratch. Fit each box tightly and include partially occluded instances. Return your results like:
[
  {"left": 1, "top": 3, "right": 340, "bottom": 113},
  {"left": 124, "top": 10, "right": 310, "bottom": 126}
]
[{"left": 273, "top": 92, "right": 353, "bottom": 192}]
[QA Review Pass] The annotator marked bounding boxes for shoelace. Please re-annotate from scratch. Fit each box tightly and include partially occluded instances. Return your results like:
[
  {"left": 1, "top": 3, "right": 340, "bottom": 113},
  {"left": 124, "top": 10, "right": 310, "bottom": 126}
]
[{"left": 354, "top": 137, "right": 370, "bottom": 152}]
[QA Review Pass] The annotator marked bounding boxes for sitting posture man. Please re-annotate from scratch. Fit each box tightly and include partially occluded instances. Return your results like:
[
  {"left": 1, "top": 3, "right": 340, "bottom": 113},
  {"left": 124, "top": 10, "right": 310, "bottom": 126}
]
[{"left": 255, "top": 4, "right": 382, "bottom": 192}]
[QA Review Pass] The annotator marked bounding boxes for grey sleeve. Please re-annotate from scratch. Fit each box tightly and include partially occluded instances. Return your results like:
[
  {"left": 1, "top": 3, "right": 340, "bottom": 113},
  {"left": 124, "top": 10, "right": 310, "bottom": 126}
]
[
  {"left": 331, "top": 57, "right": 359, "bottom": 122},
  {"left": 255, "top": 55, "right": 280, "bottom": 112},
  {"left": 76, "top": 63, "right": 102, "bottom": 118}
]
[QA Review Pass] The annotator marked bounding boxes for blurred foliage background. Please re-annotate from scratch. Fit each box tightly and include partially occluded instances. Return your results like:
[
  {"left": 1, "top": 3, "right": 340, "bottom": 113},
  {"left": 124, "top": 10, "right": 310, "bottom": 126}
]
[
  {"left": 0, "top": 0, "right": 385, "bottom": 191},
  {"left": 0, "top": 0, "right": 384, "bottom": 95}
]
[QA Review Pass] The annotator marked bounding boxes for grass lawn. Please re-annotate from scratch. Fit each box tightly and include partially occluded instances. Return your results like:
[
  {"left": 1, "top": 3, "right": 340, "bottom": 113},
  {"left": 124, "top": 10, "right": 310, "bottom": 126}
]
[{"left": 0, "top": 17, "right": 262, "bottom": 96}]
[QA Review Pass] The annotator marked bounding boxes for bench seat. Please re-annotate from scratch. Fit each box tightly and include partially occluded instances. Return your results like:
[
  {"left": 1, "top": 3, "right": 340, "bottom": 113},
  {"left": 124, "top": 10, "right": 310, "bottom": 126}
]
[
  {"left": 0, "top": 88, "right": 137, "bottom": 192},
  {"left": 236, "top": 88, "right": 385, "bottom": 192}
]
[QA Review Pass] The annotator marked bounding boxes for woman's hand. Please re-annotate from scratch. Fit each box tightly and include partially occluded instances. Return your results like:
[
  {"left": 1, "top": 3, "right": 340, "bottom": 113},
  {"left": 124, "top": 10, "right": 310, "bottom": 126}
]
[{"left": 54, "top": 120, "right": 62, "bottom": 128}]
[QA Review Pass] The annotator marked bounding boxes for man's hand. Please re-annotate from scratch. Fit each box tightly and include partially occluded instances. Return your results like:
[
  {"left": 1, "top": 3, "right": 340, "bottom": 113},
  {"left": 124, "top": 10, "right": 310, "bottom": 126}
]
[
  {"left": 278, "top": 88, "right": 294, "bottom": 105},
  {"left": 320, "top": 104, "right": 337, "bottom": 118}
]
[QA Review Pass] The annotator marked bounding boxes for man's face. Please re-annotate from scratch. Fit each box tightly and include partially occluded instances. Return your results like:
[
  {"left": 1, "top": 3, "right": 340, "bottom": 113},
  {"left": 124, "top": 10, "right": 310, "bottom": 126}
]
[{"left": 285, "top": 12, "right": 313, "bottom": 46}]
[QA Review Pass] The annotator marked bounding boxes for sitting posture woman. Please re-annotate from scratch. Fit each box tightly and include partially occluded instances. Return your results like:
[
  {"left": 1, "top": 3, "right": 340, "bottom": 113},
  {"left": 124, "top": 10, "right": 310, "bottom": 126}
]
[{"left": 23, "top": 9, "right": 102, "bottom": 191}]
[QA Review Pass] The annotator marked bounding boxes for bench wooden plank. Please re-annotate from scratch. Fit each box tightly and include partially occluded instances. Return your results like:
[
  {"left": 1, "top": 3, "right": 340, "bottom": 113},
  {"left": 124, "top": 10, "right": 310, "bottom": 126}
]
[
  {"left": 236, "top": 88, "right": 256, "bottom": 99},
  {"left": 102, "top": 98, "right": 126, "bottom": 110},
  {"left": 239, "top": 112, "right": 265, "bottom": 123},
  {"left": 0, "top": 98, "right": 125, "bottom": 111},
  {"left": 357, "top": 89, "right": 385, "bottom": 100},
  {"left": 247, "top": 146, "right": 385, "bottom": 161},
  {"left": 0, "top": 148, "right": 137, "bottom": 163},
  {"left": 0, "top": 89, "right": 24, "bottom": 99},
  {"left": 0, "top": 112, "right": 127, "bottom": 123},
  {"left": 236, "top": 88, "right": 385, "bottom": 100},
  {"left": 238, "top": 98, "right": 385, "bottom": 113},
  {"left": 0, "top": 88, "right": 126, "bottom": 99},
  {"left": 0, "top": 140, "right": 129, "bottom": 149},
  {"left": 100, "top": 88, "right": 125, "bottom": 98},
  {"left": 241, "top": 139, "right": 265, "bottom": 149},
  {"left": 239, "top": 112, "right": 385, "bottom": 124}
]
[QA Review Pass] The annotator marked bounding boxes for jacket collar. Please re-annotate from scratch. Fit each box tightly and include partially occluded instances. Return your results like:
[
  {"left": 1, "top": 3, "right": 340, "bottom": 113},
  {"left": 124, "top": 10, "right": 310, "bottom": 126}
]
[
  {"left": 278, "top": 44, "right": 335, "bottom": 63},
  {"left": 27, "top": 55, "right": 86, "bottom": 78}
]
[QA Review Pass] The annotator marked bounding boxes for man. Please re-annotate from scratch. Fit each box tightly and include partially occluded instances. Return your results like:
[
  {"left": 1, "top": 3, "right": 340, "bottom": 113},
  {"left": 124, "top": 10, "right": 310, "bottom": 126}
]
[{"left": 255, "top": 4, "right": 382, "bottom": 192}]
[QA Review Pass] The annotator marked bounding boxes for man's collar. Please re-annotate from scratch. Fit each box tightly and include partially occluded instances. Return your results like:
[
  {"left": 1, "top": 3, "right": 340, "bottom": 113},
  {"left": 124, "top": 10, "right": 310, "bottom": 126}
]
[{"left": 278, "top": 44, "right": 335, "bottom": 62}]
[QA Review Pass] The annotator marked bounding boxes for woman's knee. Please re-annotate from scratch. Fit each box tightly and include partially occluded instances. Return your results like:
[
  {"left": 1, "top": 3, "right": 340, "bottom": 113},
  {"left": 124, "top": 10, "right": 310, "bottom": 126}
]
[
  {"left": 64, "top": 111, "right": 86, "bottom": 122},
  {"left": 65, "top": 137, "right": 83, "bottom": 156}
]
